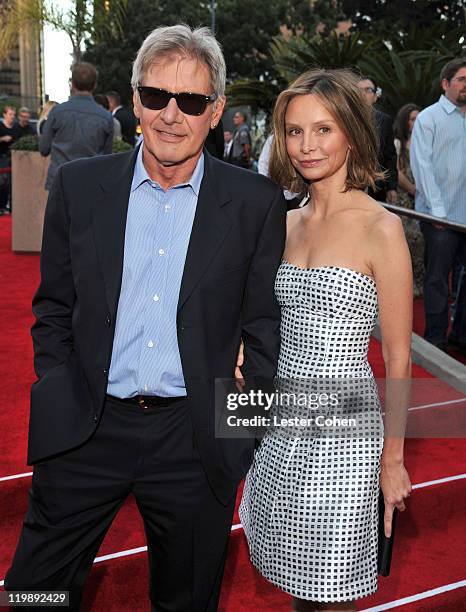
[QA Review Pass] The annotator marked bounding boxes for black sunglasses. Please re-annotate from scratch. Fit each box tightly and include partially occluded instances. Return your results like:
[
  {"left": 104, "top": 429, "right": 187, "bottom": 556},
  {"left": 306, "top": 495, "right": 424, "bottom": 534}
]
[{"left": 137, "top": 86, "right": 217, "bottom": 116}]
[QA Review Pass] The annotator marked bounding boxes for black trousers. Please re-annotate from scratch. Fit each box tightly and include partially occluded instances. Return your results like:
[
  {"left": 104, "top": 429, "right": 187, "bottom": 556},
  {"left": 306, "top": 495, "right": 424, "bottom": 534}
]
[
  {"left": 420, "top": 222, "right": 466, "bottom": 345},
  {"left": 5, "top": 396, "right": 236, "bottom": 611},
  {"left": 0, "top": 158, "right": 11, "bottom": 212}
]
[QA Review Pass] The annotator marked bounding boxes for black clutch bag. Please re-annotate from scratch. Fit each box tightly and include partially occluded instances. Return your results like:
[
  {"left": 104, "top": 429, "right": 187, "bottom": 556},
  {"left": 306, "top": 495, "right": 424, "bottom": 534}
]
[{"left": 378, "top": 489, "right": 398, "bottom": 576}]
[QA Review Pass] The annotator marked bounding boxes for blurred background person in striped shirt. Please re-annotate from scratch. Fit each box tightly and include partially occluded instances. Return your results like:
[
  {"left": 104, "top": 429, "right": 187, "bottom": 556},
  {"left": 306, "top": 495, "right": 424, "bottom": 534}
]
[{"left": 411, "top": 57, "right": 466, "bottom": 351}]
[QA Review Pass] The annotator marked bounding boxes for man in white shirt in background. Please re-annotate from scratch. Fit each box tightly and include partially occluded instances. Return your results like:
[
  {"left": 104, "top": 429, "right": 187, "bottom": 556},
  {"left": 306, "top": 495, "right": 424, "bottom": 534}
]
[{"left": 411, "top": 57, "right": 466, "bottom": 351}]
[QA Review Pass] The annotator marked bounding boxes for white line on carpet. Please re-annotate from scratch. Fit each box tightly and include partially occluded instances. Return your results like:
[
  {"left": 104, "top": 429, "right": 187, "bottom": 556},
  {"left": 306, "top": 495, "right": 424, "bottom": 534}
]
[
  {"left": 412, "top": 473, "right": 466, "bottom": 489},
  {"left": 1, "top": 398, "right": 465, "bottom": 484},
  {"left": 0, "top": 472, "right": 33, "bottom": 482},
  {"left": 408, "top": 397, "right": 466, "bottom": 412},
  {"left": 360, "top": 579, "right": 466, "bottom": 611},
  {"left": 94, "top": 546, "right": 148, "bottom": 564},
  {"left": 1, "top": 570, "right": 465, "bottom": 609},
  {"left": 0, "top": 471, "right": 463, "bottom": 586}
]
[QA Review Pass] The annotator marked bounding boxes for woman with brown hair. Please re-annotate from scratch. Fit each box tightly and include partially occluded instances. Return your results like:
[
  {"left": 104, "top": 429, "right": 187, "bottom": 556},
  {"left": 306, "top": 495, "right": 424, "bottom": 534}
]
[
  {"left": 393, "top": 103, "right": 424, "bottom": 297},
  {"left": 393, "top": 103, "right": 419, "bottom": 199},
  {"left": 239, "top": 69, "right": 412, "bottom": 611}
]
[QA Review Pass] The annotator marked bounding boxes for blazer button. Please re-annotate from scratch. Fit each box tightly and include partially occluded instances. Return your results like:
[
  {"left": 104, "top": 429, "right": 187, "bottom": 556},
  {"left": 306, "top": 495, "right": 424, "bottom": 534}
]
[
  {"left": 106, "top": 315, "right": 111, "bottom": 326},
  {"left": 93, "top": 414, "right": 99, "bottom": 423},
  {"left": 102, "top": 368, "right": 108, "bottom": 375}
]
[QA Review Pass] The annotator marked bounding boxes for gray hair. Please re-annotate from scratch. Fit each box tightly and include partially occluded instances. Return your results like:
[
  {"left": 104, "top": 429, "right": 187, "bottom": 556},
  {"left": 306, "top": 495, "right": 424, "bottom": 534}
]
[
  {"left": 18, "top": 106, "right": 31, "bottom": 114},
  {"left": 131, "top": 24, "right": 226, "bottom": 98}
]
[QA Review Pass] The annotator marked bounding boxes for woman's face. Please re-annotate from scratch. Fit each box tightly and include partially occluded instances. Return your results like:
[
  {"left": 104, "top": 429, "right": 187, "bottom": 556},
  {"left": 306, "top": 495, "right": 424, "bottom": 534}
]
[
  {"left": 285, "top": 94, "right": 350, "bottom": 185},
  {"left": 407, "top": 109, "right": 419, "bottom": 134}
]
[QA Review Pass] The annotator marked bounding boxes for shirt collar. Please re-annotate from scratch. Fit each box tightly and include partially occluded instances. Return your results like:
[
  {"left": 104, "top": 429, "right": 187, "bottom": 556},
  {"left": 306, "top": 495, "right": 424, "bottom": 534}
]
[
  {"left": 71, "top": 93, "right": 93, "bottom": 100},
  {"left": 131, "top": 144, "right": 204, "bottom": 196},
  {"left": 439, "top": 94, "right": 459, "bottom": 115}
]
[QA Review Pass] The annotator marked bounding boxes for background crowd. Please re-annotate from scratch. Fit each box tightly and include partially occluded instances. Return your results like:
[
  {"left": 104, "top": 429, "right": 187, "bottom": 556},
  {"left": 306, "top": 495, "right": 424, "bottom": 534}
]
[{"left": 0, "top": 10, "right": 465, "bottom": 355}]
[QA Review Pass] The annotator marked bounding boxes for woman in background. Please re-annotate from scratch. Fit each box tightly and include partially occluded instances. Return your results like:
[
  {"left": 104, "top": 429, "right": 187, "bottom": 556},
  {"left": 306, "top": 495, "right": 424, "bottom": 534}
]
[
  {"left": 393, "top": 103, "right": 419, "bottom": 202},
  {"left": 239, "top": 69, "right": 412, "bottom": 611},
  {"left": 394, "top": 103, "right": 423, "bottom": 297},
  {"left": 36, "top": 100, "right": 57, "bottom": 137}
]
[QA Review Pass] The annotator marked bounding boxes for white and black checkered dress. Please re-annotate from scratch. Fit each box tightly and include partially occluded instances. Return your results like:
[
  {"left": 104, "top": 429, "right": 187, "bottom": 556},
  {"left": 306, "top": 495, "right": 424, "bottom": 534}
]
[{"left": 239, "top": 262, "right": 384, "bottom": 603}]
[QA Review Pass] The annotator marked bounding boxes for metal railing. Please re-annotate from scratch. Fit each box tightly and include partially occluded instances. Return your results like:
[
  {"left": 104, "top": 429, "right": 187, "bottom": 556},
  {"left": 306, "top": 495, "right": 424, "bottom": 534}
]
[{"left": 381, "top": 203, "right": 466, "bottom": 234}]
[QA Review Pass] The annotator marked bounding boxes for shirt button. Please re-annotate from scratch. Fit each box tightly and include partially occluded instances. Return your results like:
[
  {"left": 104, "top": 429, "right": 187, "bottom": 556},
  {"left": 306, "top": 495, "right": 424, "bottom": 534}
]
[
  {"left": 148, "top": 340, "right": 154, "bottom": 348},
  {"left": 153, "top": 294, "right": 159, "bottom": 302},
  {"left": 165, "top": 204, "right": 171, "bottom": 212},
  {"left": 144, "top": 384, "right": 148, "bottom": 392},
  {"left": 158, "top": 249, "right": 165, "bottom": 256}
]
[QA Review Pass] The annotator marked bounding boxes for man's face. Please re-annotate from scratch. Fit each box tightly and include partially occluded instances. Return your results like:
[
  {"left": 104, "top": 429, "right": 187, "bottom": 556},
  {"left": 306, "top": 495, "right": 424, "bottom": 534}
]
[
  {"left": 3, "top": 108, "right": 16, "bottom": 126},
  {"left": 133, "top": 54, "right": 225, "bottom": 169},
  {"left": 442, "top": 67, "right": 466, "bottom": 107},
  {"left": 224, "top": 130, "right": 233, "bottom": 143},
  {"left": 357, "top": 79, "right": 378, "bottom": 106},
  {"left": 233, "top": 112, "right": 244, "bottom": 126},
  {"left": 107, "top": 97, "right": 117, "bottom": 112},
  {"left": 18, "top": 111, "right": 30, "bottom": 127}
]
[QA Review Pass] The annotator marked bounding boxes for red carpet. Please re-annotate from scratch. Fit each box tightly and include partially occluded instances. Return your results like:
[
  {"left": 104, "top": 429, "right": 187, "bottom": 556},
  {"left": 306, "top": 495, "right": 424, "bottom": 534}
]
[
  {"left": 0, "top": 216, "right": 465, "bottom": 611},
  {"left": 413, "top": 297, "right": 466, "bottom": 365}
]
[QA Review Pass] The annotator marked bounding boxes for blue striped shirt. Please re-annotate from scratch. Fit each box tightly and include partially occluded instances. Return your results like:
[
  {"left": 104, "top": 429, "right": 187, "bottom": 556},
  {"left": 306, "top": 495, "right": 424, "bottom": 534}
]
[
  {"left": 107, "top": 146, "right": 203, "bottom": 398},
  {"left": 411, "top": 95, "right": 466, "bottom": 223}
]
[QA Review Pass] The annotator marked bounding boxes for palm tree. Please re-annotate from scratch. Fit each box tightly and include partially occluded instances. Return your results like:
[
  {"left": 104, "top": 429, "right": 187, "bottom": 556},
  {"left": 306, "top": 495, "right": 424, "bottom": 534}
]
[
  {"left": 0, "top": 0, "right": 127, "bottom": 64},
  {"left": 360, "top": 50, "right": 443, "bottom": 114},
  {"left": 227, "top": 24, "right": 466, "bottom": 119},
  {"left": 227, "top": 31, "right": 378, "bottom": 116},
  {"left": 271, "top": 31, "right": 377, "bottom": 82}
]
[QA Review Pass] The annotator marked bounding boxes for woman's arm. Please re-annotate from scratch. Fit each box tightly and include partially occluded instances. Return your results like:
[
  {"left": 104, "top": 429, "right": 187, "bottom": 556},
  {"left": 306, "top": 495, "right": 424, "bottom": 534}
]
[
  {"left": 397, "top": 167, "right": 416, "bottom": 197},
  {"left": 369, "top": 211, "right": 413, "bottom": 536}
]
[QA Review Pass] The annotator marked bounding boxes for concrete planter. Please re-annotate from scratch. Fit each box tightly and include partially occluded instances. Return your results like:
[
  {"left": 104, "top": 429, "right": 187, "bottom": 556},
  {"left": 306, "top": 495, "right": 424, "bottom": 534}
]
[{"left": 11, "top": 150, "right": 49, "bottom": 252}]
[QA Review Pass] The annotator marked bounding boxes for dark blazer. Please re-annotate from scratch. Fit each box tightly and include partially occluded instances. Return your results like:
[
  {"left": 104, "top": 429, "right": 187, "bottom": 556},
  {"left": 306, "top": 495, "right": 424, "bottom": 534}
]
[
  {"left": 369, "top": 108, "right": 398, "bottom": 200},
  {"left": 28, "top": 148, "right": 286, "bottom": 504},
  {"left": 114, "top": 107, "right": 136, "bottom": 146}
]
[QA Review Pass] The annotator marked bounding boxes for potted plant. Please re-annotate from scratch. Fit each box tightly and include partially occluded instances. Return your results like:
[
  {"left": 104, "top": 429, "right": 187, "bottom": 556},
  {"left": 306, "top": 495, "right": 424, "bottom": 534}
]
[
  {"left": 10, "top": 136, "right": 134, "bottom": 252},
  {"left": 10, "top": 135, "right": 49, "bottom": 252}
]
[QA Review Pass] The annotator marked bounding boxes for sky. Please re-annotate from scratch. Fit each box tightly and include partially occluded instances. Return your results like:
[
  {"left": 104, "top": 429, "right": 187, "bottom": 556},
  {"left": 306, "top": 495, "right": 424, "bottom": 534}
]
[
  {"left": 42, "top": 0, "right": 73, "bottom": 103},
  {"left": 43, "top": 25, "right": 73, "bottom": 102}
]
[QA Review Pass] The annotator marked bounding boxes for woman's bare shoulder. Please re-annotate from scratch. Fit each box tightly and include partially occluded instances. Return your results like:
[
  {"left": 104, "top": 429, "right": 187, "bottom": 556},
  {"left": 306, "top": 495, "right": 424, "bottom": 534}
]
[{"left": 353, "top": 193, "right": 404, "bottom": 238}]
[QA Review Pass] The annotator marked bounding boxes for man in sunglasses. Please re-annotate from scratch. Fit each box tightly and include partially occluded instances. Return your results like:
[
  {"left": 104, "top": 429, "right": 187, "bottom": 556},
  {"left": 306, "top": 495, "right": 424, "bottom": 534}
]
[{"left": 6, "top": 24, "right": 286, "bottom": 612}]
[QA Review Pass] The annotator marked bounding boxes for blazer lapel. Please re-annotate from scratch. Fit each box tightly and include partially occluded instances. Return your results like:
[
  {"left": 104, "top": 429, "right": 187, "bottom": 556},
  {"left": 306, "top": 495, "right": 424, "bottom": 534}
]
[
  {"left": 92, "top": 148, "right": 139, "bottom": 316},
  {"left": 178, "top": 153, "right": 232, "bottom": 311}
]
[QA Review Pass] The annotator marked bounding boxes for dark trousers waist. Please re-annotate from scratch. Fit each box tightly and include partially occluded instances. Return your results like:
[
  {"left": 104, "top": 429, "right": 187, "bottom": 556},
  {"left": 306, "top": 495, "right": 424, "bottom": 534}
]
[{"left": 106, "top": 393, "right": 187, "bottom": 412}]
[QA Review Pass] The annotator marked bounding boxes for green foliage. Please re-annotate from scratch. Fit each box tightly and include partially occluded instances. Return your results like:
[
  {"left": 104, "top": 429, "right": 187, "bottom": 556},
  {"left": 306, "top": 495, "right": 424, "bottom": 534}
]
[
  {"left": 227, "top": 31, "right": 377, "bottom": 115},
  {"left": 112, "top": 139, "right": 133, "bottom": 153},
  {"left": 359, "top": 23, "right": 465, "bottom": 113},
  {"left": 270, "top": 31, "right": 376, "bottom": 81},
  {"left": 226, "top": 79, "right": 284, "bottom": 117},
  {"left": 9, "top": 135, "right": 133, "bottom": 154},
  {"left": 0, "top": 98, "right": 21, "bottom": 114},
  {"left": 84, "top": 0, "right": 339, "bottom": 102},
  {"left": 228, "top": 20, "right": 466, "bottom": 118},
  {"left": 0, "top": 0, "right": 128, "bottom": 64},
  {"left": 341, "top": 0, "right": 465, "bottom": 32},
  {"left": 85, "top": 0, "right": 210, "bottom": 104},
  {"left": 10, "top": 135, "right": 39, "bottom": 151},
  {"left": 360, "top": 51, "right": 442, "bottom": 113}
]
